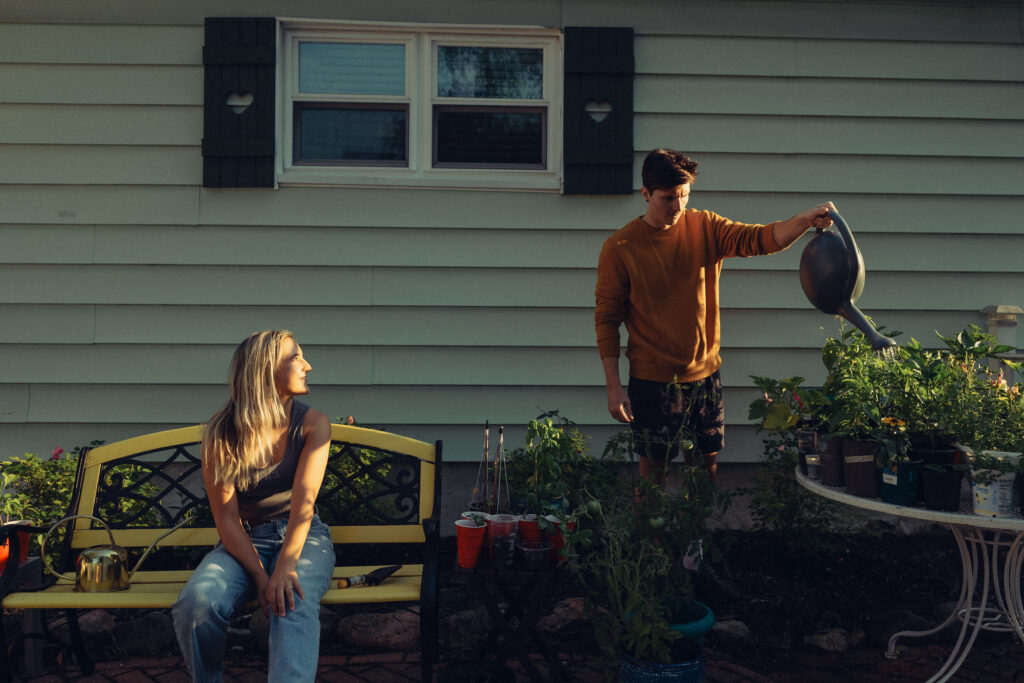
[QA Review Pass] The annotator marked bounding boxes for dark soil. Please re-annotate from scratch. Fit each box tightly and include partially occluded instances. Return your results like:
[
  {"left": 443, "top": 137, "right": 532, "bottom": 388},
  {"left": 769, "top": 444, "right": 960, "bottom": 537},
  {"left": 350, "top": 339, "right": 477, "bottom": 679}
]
[
  {"left": 5, "top": 528, "right": 1015, "bottom": 681},
  {"left": 705, "top": 528, "right": 968, "bottom": 679},
  {"left": 435, "top": 526, "right": 982, "bottom": 680}
]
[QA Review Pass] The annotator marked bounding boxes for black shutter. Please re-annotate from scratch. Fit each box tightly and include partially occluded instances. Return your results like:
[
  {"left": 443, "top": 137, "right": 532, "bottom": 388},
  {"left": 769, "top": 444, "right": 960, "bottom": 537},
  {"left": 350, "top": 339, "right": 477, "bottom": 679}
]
[
  {"left": 202, "top": 17, "right": 276, "bottom": 188},
  {"left": 563, "top": 27, "right": 634, "bottom": 195}
]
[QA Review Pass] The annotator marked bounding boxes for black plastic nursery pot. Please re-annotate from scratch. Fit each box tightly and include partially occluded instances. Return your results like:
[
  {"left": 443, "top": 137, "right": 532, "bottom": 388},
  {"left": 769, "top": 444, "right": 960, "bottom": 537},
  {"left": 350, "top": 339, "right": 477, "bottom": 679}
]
[
  {"left": 796, "top": 429, "right": 820, "bottom": 475},
  {"left": 842, "top": 438, "right": 879, "bottom": 498},
  {"left": 819, "top": 436, "right": 845, "bottom": 487},
  {"left": 921, "top": 465, "right": 965, "bottom": 512},
  {"left": 910, "top": 437, "right": 959, "bottom": 467}
]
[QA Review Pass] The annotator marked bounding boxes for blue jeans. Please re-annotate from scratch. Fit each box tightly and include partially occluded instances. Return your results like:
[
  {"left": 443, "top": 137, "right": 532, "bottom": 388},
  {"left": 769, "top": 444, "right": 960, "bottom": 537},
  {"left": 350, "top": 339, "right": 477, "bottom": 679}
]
[{"left": 172, "top": 516, "right": 336, "bottom": 682}]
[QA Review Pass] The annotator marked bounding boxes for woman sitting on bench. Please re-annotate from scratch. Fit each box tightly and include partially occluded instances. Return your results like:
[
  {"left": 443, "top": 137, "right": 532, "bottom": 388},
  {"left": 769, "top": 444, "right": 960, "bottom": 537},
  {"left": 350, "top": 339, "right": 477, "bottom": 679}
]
[{"left": 172, "top": 330, "right": 336, "bottom": 682}]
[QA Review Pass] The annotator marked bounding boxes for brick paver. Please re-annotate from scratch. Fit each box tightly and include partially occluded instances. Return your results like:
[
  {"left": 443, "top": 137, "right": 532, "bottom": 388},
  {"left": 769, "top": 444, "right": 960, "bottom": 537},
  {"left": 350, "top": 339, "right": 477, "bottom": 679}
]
[{"left": 19, "top": 638, "right": 1024, "bottom": 681}]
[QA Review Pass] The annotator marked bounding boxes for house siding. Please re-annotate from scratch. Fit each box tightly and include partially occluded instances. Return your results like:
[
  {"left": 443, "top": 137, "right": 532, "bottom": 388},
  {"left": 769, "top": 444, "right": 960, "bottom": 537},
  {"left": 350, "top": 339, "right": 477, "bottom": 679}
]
[{"left": 1, "top": 0, "right": 1022, "bottom": 462}]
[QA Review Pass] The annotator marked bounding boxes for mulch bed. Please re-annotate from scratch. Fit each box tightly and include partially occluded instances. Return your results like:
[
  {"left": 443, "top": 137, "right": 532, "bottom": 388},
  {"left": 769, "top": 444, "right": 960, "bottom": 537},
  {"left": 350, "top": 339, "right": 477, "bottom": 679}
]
[{"left": 7, "top": 527, "right": 1023, "bottom": 681}]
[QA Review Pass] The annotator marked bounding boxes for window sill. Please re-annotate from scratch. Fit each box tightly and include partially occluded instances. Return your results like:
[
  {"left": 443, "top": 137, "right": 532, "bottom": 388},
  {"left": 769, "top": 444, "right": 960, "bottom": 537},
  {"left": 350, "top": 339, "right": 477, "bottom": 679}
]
[{"left": 277, "top": 167, "right": 563, "bottom": 192}]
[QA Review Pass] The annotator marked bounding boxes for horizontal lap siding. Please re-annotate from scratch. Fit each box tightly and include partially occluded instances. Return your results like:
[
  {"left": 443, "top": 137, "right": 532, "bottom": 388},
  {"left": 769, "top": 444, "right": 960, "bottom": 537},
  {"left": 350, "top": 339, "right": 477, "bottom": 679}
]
[{"left": 1, "top": 2, "right": 1022, "bottom": 462}]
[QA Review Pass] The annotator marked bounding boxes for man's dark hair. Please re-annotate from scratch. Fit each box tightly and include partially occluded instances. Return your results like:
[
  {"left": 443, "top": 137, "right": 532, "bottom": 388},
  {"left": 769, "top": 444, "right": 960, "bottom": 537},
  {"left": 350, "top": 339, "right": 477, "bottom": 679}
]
[{"left": 641, "top": 148, "right": 699, "bottom": 192}]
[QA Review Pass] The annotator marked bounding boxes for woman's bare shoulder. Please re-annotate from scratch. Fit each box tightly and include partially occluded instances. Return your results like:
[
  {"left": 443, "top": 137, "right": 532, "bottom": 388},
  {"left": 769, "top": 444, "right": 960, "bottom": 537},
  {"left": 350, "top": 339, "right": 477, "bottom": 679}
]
[{"left": 302, "top": 406, "right": 330, "bottom": 435}]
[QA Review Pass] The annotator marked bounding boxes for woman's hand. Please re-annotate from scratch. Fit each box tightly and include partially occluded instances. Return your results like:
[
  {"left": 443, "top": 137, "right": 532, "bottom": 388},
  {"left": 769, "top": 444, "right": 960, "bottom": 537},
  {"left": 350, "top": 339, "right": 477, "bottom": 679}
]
[{"left": 264, "top": 564, "right": 305, "bottom": 617}]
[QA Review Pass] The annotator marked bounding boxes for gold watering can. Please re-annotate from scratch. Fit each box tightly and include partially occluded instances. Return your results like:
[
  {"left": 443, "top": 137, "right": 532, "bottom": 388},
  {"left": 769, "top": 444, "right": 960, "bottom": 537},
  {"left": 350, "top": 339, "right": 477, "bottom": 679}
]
[{"left": 41, "top": 514, "right": 188, "bottom": 592}]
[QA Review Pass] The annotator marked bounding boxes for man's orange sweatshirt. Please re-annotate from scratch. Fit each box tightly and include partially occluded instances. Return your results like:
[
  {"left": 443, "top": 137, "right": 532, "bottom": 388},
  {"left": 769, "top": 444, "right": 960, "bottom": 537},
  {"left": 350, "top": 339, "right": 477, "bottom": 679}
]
[{"left": 595, "top": 209, "right": 787, "bottom": 384}]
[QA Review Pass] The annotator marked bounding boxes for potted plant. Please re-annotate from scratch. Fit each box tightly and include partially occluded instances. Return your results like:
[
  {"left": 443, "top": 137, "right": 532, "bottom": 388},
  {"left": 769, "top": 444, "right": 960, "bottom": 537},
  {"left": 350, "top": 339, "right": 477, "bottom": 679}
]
[
  {"left": 0, "top": 472, "right": 33, "bottom": 572},
  {"left": 871, "top": 415, "right": 923, "bottom": 506},
  {"left": 504, "top": 412, "right": 596, "bottom": 517},
  {"left": 963, "top": 447, "right": 1019, "bottom": 517},
  {"left": 748, "top": 375, "right": 830, "bottom": 476},
  {"left": 566, "top": 462, "right": 723, "bottom": 679},
  {"left": 0, "top": 445, "right": 94, "bottom": 570},
  {"left": 454, "top": 514, "right": 487, "bottom": 569},
  {"left": 821, "top": 325, "right": 894, "bottom": 498},
  {"left": 959, "top": 373, "right": 1024, "bottom": 518},
  {"left": 928, "top": 326, "right": 1024, "bottom": 517}
]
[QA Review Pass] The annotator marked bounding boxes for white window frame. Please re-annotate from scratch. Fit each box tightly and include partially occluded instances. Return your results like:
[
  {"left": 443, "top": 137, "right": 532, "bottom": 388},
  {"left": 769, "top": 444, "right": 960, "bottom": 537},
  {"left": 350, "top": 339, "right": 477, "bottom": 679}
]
[{"left": 277, "top": 18, "right": 563, "bottom": 191}]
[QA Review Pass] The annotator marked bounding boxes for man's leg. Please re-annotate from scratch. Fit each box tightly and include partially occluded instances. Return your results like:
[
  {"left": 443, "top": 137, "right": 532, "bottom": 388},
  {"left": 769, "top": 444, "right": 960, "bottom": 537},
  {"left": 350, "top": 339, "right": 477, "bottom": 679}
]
[
  {"left": 628, "top": 377, "right": 680, "bottom": 486},
  {"left": 637, "top": 455, "right": 669, "bottom": 487}
]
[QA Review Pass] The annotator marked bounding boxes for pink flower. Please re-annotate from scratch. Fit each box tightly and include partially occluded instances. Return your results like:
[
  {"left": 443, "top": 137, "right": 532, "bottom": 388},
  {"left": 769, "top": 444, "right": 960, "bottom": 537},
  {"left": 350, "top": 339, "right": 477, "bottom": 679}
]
[
  {"left": 763, "top": 392, "right": 772, "bottom": 404},
  {"left": 777, "top": 445, "right": 785, "bottom": 452},
  {"left": 345, "top": 416, "right": 355, "bottom": 425},
  {"left": 52, "top": 446, "right": 64, "bottom": 460},
  {"left": 793, "top": 393, "right": 805, "bottom": 410}
]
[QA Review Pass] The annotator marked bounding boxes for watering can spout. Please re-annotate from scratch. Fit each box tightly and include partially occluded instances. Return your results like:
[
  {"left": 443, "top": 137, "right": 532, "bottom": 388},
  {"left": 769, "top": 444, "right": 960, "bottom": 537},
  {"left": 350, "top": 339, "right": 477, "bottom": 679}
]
[
  {"left": 129, "top": 517, "right": 190, "bottom": 580},
  {"left": 798, "top": 206, "right": 898, "bottom": 351},
  {"left": 41, "top": 515, "right": 190, "bottom": 592}
]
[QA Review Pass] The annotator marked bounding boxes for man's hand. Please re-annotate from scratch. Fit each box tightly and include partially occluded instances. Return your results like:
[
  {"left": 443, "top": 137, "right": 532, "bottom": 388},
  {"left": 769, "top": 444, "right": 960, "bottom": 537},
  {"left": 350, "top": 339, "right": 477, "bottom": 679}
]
[
  {"left": 805, "top": 201, "right": 835, "bottom": 230},
  {"left": 607, "top": 384, "right": 634, "bottom": 423},
  {"left": 774, "top": 201, "right": 836, "bottom": 247}
]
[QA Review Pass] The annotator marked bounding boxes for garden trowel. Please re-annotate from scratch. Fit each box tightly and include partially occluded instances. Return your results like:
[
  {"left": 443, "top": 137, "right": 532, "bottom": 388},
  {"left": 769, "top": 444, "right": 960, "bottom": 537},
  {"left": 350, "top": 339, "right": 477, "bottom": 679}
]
[{"left": 336, "top": 564, "right": 402, "bottom": 588}]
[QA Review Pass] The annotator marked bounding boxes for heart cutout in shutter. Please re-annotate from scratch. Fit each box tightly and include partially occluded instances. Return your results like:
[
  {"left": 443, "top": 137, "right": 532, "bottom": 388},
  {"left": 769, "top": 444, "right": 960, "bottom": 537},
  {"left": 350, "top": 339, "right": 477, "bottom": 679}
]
[
  {"left": 584, "top": 99, "right": 613, "bottom": 123},
  {"left": 226, "top": 91, "right": 254, "bottom": 115}
]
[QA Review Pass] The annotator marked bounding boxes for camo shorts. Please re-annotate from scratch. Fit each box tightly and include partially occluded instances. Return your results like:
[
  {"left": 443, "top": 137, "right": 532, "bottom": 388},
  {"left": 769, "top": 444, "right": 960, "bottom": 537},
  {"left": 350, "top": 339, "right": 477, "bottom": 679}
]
[{"left": 627, "top": 371, "right": 725, "bottom": 461}]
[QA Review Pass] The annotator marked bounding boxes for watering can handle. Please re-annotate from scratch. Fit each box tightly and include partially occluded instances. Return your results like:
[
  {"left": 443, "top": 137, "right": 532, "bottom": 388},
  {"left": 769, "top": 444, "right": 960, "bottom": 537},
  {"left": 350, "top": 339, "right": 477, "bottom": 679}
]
[
  {"left": 825, "top": 205, "right": 865, "bottom": 301},
  {"left": 128, "top": 517, "right": 190, "bottom": 579},
  {"left": 40, "top": 514, "right": 117, "bottom": 583}
]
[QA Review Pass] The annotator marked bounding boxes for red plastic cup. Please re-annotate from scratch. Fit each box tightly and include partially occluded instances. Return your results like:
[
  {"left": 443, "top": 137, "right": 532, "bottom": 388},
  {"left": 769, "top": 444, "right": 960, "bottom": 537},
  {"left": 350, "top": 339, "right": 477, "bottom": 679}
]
[
  {"left": 518, "top": 514, "right": 543, "bottom": 542},
  {"left": 455, "top": 519, "right": 486, "bottom": 568},
  {"left": 546, "top": 515, "right": 576, "bottom": 561}
]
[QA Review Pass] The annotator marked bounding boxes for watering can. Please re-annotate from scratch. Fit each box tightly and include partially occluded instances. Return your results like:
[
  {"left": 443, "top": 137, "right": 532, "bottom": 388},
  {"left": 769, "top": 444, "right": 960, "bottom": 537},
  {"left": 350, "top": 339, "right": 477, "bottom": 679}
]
[
  {"left": 40, "top": 514, "right": 189, "bottom": 592},
  {"left": 799, "top": 206, "right": 898, "bottom": 351}
]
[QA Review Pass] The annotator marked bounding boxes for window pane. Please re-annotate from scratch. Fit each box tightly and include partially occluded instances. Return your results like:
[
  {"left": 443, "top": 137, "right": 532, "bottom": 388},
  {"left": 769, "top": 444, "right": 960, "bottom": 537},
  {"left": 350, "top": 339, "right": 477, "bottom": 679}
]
[
  {"left": 434, "top": 108, "right": 543, "bottom": 166},
  {"left": 297, "top": 107, "right": 407, "bottom": 163},
  {"left": 437, "top": 46, "right": 542, "bottom": 99},
  {"left": 299, "top": 42, "right": 405, "bottom": 95}
]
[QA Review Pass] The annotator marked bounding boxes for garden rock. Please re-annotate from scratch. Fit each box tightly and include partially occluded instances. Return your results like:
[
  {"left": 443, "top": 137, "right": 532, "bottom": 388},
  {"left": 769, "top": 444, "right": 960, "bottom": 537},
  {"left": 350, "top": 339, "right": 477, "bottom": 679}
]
[
  {"left": 51, "top": 609, "right": 116, "bottom": 655},
  {"left": 441, "top": 606, "right": 490, "bottom": 652},
  {"left": 113, "top": 611, "right": 175, "bottom": 657},
  {"left": 537, "top": 597, "right": 587, "bottom": 635},
  {"left": 803, "top": 628, "right": 865, "bottom": 652},
  {"left": 336, "top": 608, "right": 420, "bottom": 650},
  {"left": 713, "top": 619, "right": 751, "bottom": 640}
]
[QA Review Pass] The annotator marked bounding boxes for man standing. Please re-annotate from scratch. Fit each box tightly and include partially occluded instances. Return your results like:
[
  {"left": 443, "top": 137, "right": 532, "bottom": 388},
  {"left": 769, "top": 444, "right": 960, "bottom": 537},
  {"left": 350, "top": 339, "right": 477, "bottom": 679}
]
[{"left": 595, "top": 148, "right": 834, "bottom": 485}]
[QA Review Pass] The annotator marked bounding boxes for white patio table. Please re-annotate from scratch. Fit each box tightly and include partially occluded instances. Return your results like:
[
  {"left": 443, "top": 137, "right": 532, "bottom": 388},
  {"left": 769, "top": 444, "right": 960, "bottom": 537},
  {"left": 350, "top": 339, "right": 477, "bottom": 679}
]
[{"left": 796, "top": 468, "right": 1024, "bottom": 683}]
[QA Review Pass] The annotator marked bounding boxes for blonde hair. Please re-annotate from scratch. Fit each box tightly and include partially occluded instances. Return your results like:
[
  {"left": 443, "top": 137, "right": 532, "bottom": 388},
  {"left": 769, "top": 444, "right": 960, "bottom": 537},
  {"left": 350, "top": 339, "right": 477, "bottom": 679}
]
[{"left": 202, "top": 330, "right": 293, "bottom": 489}]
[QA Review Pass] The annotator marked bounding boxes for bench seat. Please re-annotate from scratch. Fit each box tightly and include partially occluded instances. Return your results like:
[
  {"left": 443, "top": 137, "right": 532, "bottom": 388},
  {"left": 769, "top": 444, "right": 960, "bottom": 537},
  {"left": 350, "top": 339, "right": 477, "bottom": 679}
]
[
  {"left": 0, "top": 423, "right": 442, "bottom": 682},
  {"left": 3, "top": 564, "right": 427, "bottom": 610}
]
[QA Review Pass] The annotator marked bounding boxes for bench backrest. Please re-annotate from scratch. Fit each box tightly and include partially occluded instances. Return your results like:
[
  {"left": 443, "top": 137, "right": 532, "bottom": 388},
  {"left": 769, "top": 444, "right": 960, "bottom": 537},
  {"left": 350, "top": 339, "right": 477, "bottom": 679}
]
[{"left": 53, "top": 424, "right": 441, "bottom": 568}]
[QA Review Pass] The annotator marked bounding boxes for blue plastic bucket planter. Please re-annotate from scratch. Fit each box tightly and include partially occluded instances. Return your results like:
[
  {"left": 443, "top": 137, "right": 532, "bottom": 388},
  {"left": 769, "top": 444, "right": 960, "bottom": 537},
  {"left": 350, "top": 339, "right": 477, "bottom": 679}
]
[
  {"left": 666, "top": 598, "right": 714, "bottom": 641},
  {"left": 618, "top": 599, "right": 712, "bottom": 682},
  {"left": 618, "top": 640, "right": 705, "bottom": 683}
]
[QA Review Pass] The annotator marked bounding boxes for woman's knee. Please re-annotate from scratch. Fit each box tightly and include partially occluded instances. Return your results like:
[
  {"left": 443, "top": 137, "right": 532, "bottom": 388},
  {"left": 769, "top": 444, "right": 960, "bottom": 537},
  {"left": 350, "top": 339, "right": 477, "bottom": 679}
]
[{"left": 174, "top": 576, "right": 237, "bottom": 623}]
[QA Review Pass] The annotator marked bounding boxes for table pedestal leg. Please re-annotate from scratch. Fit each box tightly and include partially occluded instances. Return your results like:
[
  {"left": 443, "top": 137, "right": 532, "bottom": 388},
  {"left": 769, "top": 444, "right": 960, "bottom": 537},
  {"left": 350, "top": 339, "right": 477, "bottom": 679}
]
[{"left": 886, "top": 526, "right": 1024, "bottom": 683}]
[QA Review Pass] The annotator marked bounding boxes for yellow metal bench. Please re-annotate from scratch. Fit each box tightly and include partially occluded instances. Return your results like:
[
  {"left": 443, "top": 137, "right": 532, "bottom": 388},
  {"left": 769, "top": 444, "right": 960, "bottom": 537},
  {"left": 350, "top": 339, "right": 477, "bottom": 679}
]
[{"left": 0, "top": 424, "right": 442, "bottom": 681}]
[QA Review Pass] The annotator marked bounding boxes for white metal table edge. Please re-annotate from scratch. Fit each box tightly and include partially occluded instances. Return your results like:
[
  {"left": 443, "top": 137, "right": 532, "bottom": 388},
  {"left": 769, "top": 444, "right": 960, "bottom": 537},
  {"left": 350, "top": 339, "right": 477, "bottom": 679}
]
[{"left": 795, "top": 467, "right": 1024, "bottom": 683}]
